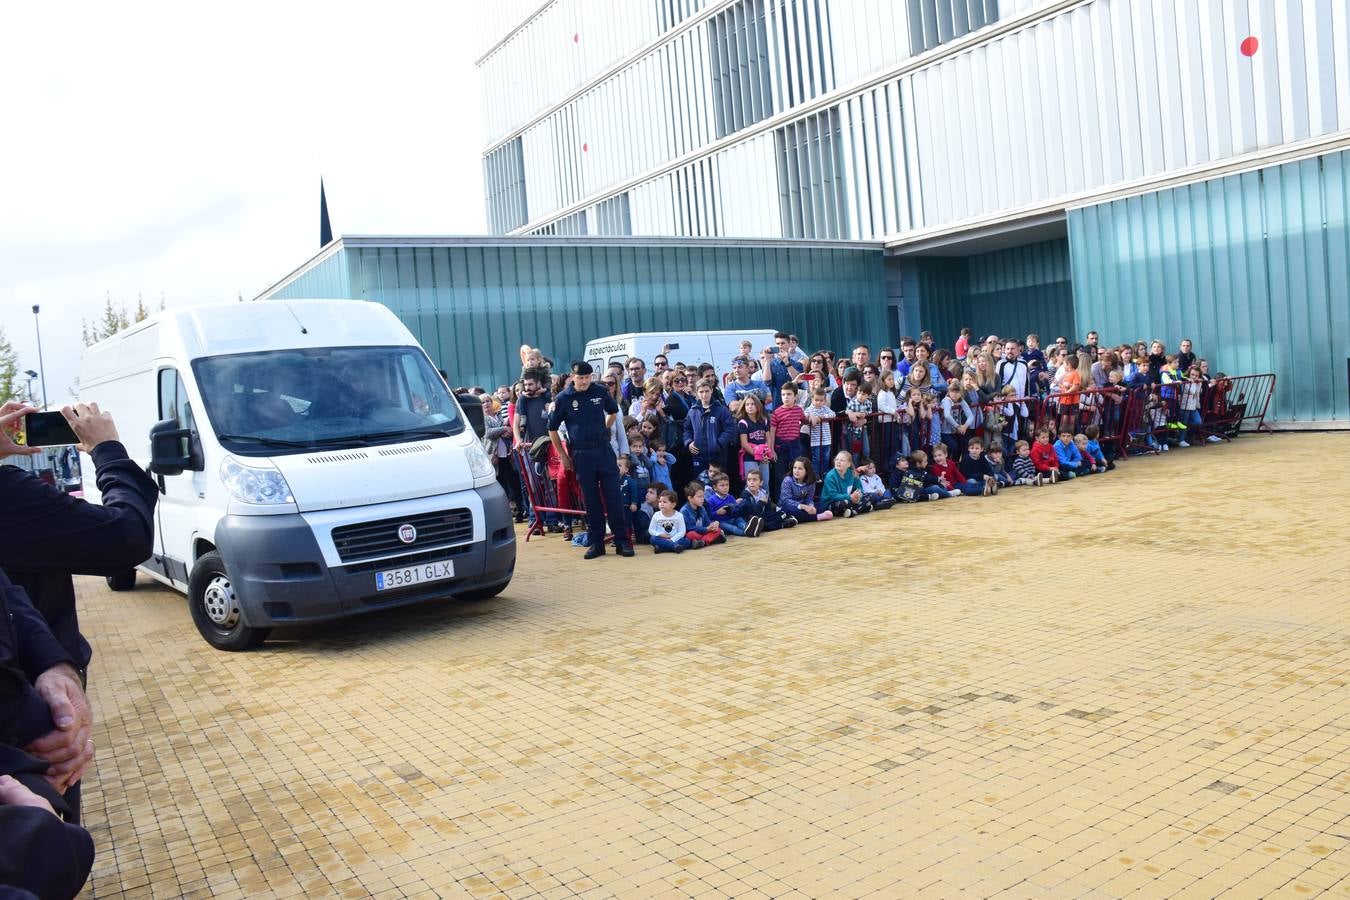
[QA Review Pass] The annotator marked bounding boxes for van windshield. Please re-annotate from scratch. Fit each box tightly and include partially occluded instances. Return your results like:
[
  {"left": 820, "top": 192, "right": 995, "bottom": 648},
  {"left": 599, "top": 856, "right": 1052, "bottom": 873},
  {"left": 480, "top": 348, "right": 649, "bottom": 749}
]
[{"left": 193, "top": 346, "right": 463, "bottom": 455}]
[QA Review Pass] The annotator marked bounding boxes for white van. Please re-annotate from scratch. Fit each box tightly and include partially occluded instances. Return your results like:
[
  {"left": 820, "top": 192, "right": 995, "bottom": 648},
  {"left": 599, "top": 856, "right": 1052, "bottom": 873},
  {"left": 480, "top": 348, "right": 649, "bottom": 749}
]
[
  {"left": 583, "top": 330, "right": 779, "bottom": 378},
  {"left": 78, "top": 299, "right": 516, "bottom": 651}
]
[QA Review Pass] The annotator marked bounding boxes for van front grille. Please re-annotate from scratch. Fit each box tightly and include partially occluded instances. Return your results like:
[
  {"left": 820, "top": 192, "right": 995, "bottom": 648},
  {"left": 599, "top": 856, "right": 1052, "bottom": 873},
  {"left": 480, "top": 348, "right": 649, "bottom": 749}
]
[{"left": 331, "top": 508, "right": 473, "bottom": 563}]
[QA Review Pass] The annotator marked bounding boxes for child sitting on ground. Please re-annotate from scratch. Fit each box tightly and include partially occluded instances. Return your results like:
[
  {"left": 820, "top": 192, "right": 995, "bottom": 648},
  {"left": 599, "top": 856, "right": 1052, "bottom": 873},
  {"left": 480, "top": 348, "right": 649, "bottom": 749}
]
[
  {"left": 779, "top": 457, "right": 834, "bottom": 523},
  {"left": 984, "top": 445, "right": 1014, "bottom": 488},
  {"left": 1082, "top": 424, "right": 1112, "bottom": 471},
  {"left": 930, "top": 442, "right": 987, "bottom": 496},
  {"left": 957, "top": 437, "right": 1000, "bottom": 496},
  {"left": 907, "top": 449, "right": 958, "bottom": 500},
  {"left": 1076, "top": 432, "right": 1107, "bottom": 474},
  {"left": 855, "top": 456, "right": 895, "bottom": 509},
  {"left": 889, "top": 453, "right": 928, "bottom": 503},
  {"left": 680, "top": 481, "right": 727, "bottom": 546},
  {"left": 1029, "top": 428, "right": 1061, "bottom": 483},
  {"left": 1011, "top": 439, "right": 1042, "bottom": 486},
  {"left": 1054, "top": 428, "right": 1087, "bottom": 478},
  {"left": 740, "top": 469, "right": 794, "bottom": 531},
  {"left": 649, "top": 489, "right": 693, "bottom": 553},
  {"left": 821, "top": 450, "right": 872, "bottom": 517},
  {"left": 706, "top": 472, "right": 760, "bottom": 537}
]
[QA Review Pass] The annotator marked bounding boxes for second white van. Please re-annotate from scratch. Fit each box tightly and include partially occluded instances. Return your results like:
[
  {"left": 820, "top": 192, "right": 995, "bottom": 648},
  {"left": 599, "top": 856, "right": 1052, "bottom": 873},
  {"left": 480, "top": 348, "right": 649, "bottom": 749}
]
[{"left": 78, "top": 299, "right": 516, "bottom": 650}]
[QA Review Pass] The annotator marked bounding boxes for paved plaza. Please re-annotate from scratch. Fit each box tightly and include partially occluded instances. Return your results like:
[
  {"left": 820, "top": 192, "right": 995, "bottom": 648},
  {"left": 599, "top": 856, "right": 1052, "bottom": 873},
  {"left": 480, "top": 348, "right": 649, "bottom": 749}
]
[{"left": 80, "top": 433, "right": 1348, "bottom": 898}]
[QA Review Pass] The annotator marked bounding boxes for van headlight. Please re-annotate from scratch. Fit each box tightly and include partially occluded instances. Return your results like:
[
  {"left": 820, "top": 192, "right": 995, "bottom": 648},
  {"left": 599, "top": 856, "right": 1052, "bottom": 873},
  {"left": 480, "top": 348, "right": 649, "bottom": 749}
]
[
  {"left": 464, "top": 439, "right": 496, "bottom": 482},
  {"left": 220, "top": 456, "right": 295, "bottom": 505}
]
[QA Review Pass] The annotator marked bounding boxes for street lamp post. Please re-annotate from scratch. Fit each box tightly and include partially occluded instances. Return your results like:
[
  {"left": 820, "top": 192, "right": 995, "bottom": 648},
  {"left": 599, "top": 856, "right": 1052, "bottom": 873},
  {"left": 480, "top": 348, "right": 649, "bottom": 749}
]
[
  {"left": 31, "top": 304, "right": 47, "bottom": 410},
  {"left": 23, "top": 370, "right": 37, "bottom": 405}
]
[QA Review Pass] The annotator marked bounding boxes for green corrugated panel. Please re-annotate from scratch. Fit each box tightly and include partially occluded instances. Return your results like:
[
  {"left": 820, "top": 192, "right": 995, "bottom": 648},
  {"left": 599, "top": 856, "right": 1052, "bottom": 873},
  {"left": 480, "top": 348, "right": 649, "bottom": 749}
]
[
  {"left": 1069, "top": 148, "right": 1350, "bottom": 424},
  {"left": 267, "top": 250, "right": 353, "bottom": 300},
  {"left": 298, "top": 242, "right": 886, "bottom": 388}
]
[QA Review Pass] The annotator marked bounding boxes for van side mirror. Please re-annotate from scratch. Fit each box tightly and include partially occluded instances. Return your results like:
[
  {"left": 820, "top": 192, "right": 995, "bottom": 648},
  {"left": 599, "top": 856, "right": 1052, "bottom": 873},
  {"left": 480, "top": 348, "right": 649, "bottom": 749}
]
[
  {"left": 456, "top": 393, "right": 486, "bottom": 438},
  {"left": 148, "top": 418, "right": 202, "bottom": 475}
]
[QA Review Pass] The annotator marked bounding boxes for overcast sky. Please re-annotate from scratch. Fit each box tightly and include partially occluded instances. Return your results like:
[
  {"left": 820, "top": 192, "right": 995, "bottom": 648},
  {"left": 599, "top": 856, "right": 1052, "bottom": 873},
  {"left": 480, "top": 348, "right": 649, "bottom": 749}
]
[{"left": 0, "top": 1, "right": 487, "bottom": 405}]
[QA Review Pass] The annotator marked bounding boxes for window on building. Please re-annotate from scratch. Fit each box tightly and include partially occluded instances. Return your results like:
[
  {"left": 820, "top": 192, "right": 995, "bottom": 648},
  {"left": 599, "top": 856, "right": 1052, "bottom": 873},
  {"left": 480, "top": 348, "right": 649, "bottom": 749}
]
[
  {"left": 775, "top": 106, "right": 849, "bottom": 239},
  {"left": 708, "top": 0, "right": 774, "bottom": 138},
  {"left": 484, "top": 137, "right": 528, "bottom": 234},
  {"left": 908, "top": 0, "right": 998, "bottom": 56}
]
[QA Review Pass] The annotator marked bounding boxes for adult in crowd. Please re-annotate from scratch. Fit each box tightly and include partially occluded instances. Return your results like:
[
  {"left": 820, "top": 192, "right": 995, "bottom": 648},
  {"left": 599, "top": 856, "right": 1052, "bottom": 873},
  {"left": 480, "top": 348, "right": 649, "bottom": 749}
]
[
  {"left": 913, "top": 344, "right": 948, "bottom": 391},
  {"left": 0, "top": 400, "right": 157, "bottom": 822},
  {"left": 725, "top": 357, "right": 770, "bottom": 414},
  {"left": 997, "top": 339, "right": 1032, "bottom": 447},
  {"left": 621, "top": 357, "right": 647, "bottom": 411},
  {"left": 547, "top": 362, "right": 633, "bottom": 559},
  {"left": 762, "top": 333, "right": 802, "bottom": 399},
  {"left": 895, "top": 338, "right": 917, "bottom": 377},
  {"left": 786, "top": 334, "right": 809, "bottom": 368},
  {"left": 1177, "top": 339, "right": 1197, "bottom": 372}
]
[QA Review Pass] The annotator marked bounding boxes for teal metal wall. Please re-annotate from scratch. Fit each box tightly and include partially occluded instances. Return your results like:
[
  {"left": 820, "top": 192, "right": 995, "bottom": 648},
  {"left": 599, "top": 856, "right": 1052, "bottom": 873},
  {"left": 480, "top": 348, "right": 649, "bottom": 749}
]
[
  {"left": 1069, "top": 149, "right": 1350, "bottom": 424},
  {"left": 892, "top": 239, "right": 1077, "bottom": 350},
  {"left": 265, "top": 240, "right": 886, "bottom": 388}
]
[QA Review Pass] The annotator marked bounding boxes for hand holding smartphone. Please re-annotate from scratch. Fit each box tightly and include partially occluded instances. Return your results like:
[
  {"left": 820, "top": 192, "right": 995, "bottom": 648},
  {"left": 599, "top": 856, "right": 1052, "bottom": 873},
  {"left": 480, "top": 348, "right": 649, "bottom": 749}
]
[{"left": 24, "top": 411, "right": 79, "bottom": 447}]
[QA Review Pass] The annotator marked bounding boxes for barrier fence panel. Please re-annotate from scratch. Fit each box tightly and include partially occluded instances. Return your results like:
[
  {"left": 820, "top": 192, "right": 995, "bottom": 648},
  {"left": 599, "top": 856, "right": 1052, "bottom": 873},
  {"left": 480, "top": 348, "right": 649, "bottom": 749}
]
[{"left": 514, "top": 449, "right": 586, "bottom": 542}]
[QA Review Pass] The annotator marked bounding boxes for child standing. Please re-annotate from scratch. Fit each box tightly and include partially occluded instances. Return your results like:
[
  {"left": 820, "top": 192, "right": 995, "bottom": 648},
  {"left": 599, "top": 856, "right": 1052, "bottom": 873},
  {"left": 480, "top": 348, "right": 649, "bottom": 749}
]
[
  {"left": 649, "top": 489, "right": 694, "bottom": 553},
  {"left": 844, "top": 383, "right": 874, "bottom": 458},
  {"left": 821, "top": 450, "right": 872, "bottom": 517},
  {"left": 1011, "top": 440, "right": 1042, "bottom": 486},
  {"left": 740, "top": 469, "right": 795, "bottom": 531},
  {"left": 627, "top": 436, "right": 653, "bottom": 487},
  {"left": 940, "top": 383, "right": 976, "bottom": 459},
  {"left": 618, "top": 455, "right": 644, "bottom": 543},
  {"left": 802, "top": 388, "right": 836, "bottom": 479},
  {"left": 706, "top": 472, "right": 760, "bottom": 537},
  {"left": 1029, "top": 428, "right": 1062, "bottom": 482},
  {"left": 680, "top": 482, "right": 727, "bottom": 546},
  {"left": 779, "top": 457, "right": 834, "bottom": 523},
  {"left": 855, "top": 456, "right": 895, "bottom": 509},
  {"left": 770, "top": 383, "right": 806, "bottom": 493},
  {"left": 738, "top": 393, "right": 775, "bottom": 488},
  {"left": 649, "top": 438, "right": 674, "bottom": 490}
]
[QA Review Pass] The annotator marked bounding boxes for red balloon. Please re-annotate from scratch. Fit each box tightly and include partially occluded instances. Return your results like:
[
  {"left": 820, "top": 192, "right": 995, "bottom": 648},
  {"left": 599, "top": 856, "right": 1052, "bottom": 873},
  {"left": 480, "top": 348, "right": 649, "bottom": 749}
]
[
  {"left": 582, "top": 143, "right": 589, "bottom": 153},
  {"left": 573, "top": 33, "right": 579, "bottom": 43},
  {"left": 1240, "top": 36, "right": 1259, "bottom": 57}
]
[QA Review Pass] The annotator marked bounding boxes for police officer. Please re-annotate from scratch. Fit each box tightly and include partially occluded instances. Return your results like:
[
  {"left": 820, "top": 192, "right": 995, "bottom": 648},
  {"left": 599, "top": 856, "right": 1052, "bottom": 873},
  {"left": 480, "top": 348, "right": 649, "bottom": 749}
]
[{"left": 547, "top": 361, "right": 633, "bottom": 559}]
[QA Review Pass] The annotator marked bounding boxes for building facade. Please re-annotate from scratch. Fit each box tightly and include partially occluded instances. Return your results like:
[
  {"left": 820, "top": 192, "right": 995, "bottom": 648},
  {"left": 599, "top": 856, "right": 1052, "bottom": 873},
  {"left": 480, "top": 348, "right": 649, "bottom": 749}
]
[{"left": 476, "top": 0, "right": 1350, "bottom": 424}]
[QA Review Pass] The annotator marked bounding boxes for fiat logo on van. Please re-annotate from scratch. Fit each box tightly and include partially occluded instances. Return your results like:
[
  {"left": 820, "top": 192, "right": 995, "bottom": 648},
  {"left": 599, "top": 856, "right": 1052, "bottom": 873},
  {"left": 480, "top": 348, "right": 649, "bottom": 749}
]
[{"left": 397, "top": 524, "right": 417, "bottom": 544}]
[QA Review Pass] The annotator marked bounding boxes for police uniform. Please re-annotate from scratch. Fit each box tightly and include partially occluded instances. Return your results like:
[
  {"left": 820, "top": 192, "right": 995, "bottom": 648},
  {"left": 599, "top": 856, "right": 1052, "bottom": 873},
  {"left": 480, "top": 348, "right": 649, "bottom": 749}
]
[{"left": 547, "top": 363, "right": 631, "bottom": 556}]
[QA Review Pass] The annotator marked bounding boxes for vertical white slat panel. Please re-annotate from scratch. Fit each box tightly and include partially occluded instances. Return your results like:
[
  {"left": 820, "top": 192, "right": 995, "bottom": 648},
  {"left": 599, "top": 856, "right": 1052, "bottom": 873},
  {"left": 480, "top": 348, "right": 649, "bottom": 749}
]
[
  {"left": 1302, "top": 0, "right": 1326, "bottom": 136},
  {"left": 1248, "top": 0, "right": 1274, "bottom": 149},
  {"left": 948, "top": 52, "right": 976, "bottom": 218},
  {"left": 829, "top": 0, "right": 858, "bottom": 85},
  {"left": 816, "top": 0, "right": 837, "bottom": 97},
  {"left": 1334, "top": 0, "right": 1350, "bottom": 129},
  {"left": 966, "top": 44, "right": 998, "bottom": 205},
  {"left": 862, "top": 93, "right": 885, "bottom": 238},
  {"left": 839, "top": 97, "right": 864, "bottom": 238},
  {"left": 1220, "top": 0, "right": 1254, "bottom": 153},
  {"left": 910, "top": 70, "right": 938, "bottom": 226},
  {"left": 1068, "top": 8, "right": 1102, "bottom": 189},
  {"left": 761, "top": 133, "right": 782, "bottom": 236},
  {"left": 764, "top": 0, "right": 785, "bottom": 115},
  {"left": 1194, "top": 0, "right": 1225, "bottom": 162},
  {"left": 1271, "top": 0, "right": 1296, "bottom": 143},
  {"left": 745, "top": 0, "right": 764, "bottom": 125},
  {"left": 984, "top": 37, "right": 1015, "bottom": 209},
  {"left": 1110, "top": 0, "right": 1145, "bottom": 180},
  {"left": 885, "top": 79, "right": 911, "bottom": 234},
  {"left": 900, "top": 75, "right": 924, "bottom": 229},
  {"left": 873, "top": 85, "right": 898, "bottom": 236}
]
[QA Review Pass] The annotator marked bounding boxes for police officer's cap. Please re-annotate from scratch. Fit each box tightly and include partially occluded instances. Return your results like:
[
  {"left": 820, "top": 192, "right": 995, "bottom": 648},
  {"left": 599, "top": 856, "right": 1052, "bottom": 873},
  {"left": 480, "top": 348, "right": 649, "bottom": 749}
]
[{"left": 570, "top": 360, "right": 594, "bottom": 376}]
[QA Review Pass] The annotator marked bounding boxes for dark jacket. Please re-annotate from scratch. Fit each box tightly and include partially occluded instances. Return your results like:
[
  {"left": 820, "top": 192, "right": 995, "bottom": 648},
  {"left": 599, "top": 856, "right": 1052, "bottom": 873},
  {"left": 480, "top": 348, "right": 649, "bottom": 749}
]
[
  {"left": 682, "top": 402, "right": 734, "bottom": 465},
  {"left": 0, "top": 441, "right": 158, "bottom": 670},
  {"left": 0, "top": 745, "right": 94, "bottom": 899},
  {"left": 0, "top": 568, "right": 73, "bottom": 750}
]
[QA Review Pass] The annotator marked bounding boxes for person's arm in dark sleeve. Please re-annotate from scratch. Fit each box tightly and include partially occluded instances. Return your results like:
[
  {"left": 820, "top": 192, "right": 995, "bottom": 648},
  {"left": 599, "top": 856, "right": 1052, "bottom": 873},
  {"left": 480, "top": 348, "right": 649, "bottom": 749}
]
[
  {"left": 0, "top": 804, "right": 94, "bottom": 900},
  {"left": 0, "top": 441, "right": 157, "bottom": 577}
]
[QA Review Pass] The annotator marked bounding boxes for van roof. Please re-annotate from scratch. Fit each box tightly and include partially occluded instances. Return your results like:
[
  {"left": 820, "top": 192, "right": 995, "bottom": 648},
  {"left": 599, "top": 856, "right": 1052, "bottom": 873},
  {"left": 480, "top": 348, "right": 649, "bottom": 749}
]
[{"left": 585, "top": 329, "right": 777, "bottom": 344}]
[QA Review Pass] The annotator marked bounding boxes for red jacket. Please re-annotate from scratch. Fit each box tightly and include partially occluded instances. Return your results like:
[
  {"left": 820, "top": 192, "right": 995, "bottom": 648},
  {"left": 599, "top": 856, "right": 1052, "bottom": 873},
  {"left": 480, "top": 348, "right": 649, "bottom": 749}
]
[
  {"left": 1029, "top": 441, "right": 1060, "bottom": 472},
  {"left": 929, "top": 458, "right": 963, "bottom": 489}
]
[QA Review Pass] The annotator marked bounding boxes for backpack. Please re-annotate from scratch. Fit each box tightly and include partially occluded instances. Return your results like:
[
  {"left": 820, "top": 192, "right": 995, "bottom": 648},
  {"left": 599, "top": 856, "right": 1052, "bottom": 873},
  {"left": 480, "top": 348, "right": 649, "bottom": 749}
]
[{"left": 897, "top": 471, "right": 925, "bottom": 503}]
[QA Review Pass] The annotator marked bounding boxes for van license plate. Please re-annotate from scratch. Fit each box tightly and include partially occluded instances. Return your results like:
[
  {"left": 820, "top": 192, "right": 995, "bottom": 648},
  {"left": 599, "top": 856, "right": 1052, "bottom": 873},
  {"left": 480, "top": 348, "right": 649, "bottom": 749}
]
[{"left": 375, "top": 560, "right": 454, "bottom": 592}]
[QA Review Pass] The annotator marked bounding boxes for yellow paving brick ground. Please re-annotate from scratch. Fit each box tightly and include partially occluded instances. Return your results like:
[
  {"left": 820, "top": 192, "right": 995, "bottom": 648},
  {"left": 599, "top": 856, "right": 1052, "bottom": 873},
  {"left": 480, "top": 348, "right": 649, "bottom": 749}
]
[{"left": 77, "top": 433, "right": 1349, "bottom": 898}]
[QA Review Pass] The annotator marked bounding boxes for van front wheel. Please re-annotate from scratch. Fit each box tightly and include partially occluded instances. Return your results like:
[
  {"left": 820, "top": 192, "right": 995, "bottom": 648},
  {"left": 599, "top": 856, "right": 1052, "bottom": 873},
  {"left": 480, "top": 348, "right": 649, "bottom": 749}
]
[{"left": 189, "top": 552, "right": 270, "bottom": 651}]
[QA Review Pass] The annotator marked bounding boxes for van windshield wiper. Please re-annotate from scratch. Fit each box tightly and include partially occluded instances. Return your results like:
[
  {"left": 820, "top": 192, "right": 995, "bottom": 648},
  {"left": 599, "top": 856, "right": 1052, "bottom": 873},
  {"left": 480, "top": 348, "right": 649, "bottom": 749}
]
[
  {"left": 215, "top": 433, "right": 315, "bottom": 449},
  {"left": 309, "top": 428, "right": 457, "bottom": 446}
]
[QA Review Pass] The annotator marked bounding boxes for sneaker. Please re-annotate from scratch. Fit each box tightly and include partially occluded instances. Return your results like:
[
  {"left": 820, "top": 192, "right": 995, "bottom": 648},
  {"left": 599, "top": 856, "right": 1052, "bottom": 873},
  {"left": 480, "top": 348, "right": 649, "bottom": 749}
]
[
  {"left": 1178, "top": 440, "right": 1190, "bottom": 448},
  {"left": 843, "top": 508, "right": 855, "bottom": 518},
  {"left": 1035, "top": 475, "right": 1044, "bottom": 487},
  {"left": 688, "top": 539, "right": 704, "bottom": 549},
  {"left": 746, "top": 516, "right": 763, "bottom": 537},
  {"left": 1160, "top": 443, "right": 1170, "bottom": 452},
  {"left": 672, "top": 544, "right": 684, "bottom": 553},
  {"left": 782, "top": 516, "right": 797, "bottom": 528},
  {"left": 1049, "top": 470, "right": 1059, "bottom": 483},
  {"left": 562, "top": 528, "right": 574, "bottom": 542},
  {"left": 817, "top": 510, "right": 834, "bottom": 521},
  {"left": 1206, "top": 435, "right": 1223, "bottom": 443},
  {"left": 713, "top": 533, "right": 727, "bottom": 544}
]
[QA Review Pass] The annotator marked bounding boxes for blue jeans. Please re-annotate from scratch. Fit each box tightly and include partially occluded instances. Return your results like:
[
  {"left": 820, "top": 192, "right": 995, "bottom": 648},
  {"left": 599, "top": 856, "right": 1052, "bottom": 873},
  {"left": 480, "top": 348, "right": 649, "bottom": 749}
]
[
  {"left": 955, "top": 478, "right": 985, "bottom": 496},
  {"left": 652, "top": 535, "right": 692, "bottom": 552},
  {"left": 923, "top": 485, "right": 953, "bottom": 499},
  {"left": 810, "top": 444, "right": 832, "bottom": 479},
  {"left": 717, "top": 516, "right": 749, "bottom": 536}
]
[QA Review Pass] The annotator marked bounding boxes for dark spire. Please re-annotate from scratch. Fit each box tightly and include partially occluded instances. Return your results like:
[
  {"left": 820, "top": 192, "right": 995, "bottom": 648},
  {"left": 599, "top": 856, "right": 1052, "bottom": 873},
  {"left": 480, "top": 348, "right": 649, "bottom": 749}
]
[{"left": 319, "top": 178, "right": 333, "bottom": 248}]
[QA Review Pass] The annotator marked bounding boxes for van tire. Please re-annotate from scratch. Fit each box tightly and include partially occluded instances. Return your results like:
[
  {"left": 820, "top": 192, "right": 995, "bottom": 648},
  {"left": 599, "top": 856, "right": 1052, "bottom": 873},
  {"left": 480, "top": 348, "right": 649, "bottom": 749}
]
[
  {"left": 106, "top": 570, "right": 137, "bottom": 591},
  {"left": 457, "top": 581, "right": 509, "bottom": 603},
  {"left": 189, "top": 552, "right": 270, "bottom": 651}
]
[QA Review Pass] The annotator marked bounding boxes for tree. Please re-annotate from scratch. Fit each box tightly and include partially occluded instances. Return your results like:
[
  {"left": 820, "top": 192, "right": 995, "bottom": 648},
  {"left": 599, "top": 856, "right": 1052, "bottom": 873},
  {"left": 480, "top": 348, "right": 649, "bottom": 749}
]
[
  {"left": 0, "top": 327, "right": 19, "bottom": 404},
  {"left": 81, "top": 292, "right": 132, "bottom": 347}
]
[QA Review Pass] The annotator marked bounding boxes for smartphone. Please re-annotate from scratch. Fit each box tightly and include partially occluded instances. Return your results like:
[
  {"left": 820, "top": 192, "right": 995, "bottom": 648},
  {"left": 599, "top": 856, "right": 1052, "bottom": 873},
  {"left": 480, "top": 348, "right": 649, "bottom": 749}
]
[
  {"left": 24, "top": 411, "right": 78, "bottom": 447},
  {"left": 799, "top": 373, "right": 816, "bottom": 382}
]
